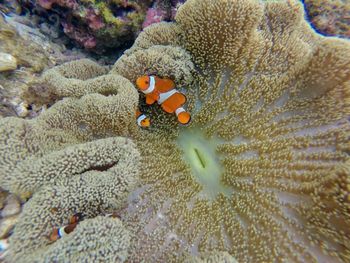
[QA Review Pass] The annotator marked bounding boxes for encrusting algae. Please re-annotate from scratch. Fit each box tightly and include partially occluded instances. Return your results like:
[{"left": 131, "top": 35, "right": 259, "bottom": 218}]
[{"left": 0, "top": 0, "right": 349, "bottom": 262}]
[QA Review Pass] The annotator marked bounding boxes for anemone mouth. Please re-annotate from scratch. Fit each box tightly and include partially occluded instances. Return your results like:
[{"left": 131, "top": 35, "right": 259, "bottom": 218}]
[{"left": 177, "top": 127, "right": 232, "bottom": 200}]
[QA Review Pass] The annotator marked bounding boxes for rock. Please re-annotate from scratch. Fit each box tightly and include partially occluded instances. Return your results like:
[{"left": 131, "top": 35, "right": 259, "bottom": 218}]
[
  {"left": 0, "top": 53, "right": 17, "bottom": 72},
  {"left": 0, "top": 191, "right": 8, "bottom": 210},
  {"left": 14, "top": 102, "right": 29, "bottom": 118},
  {"left": 1, "top": 195, "right": 21, "bottom": 218},
  {"left": 0, "top": 215, "right": 18, "bottom": 239}
]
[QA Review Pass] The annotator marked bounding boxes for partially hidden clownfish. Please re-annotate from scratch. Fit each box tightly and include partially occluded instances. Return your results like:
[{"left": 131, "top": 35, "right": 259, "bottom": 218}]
[
  {"left": 136, "top": 75, "right": 191, "bottom": 125},
  {"left": 68, "top": 213, "right": 84, "bottom": 224},
  {"left": 49, "top": 213, "right": 84, "bottom": 242},
  {"left": 136, "top": 109, "right": 150, "bottom": 128}
]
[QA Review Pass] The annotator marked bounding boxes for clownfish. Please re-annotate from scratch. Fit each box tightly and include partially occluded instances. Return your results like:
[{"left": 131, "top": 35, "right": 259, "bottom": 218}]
[
  {"left": 136, "top": 75, "right": 191, "bottom": 125},
  {"left": 136, "top": 109, "right": 150, "bottom": 128},
  {"left": 68, "top": 212, "right": 84, "bottom": 224},
  {"left": 49, "top": 213, "right": 84, "bottom": 242},
  {"left": 49, "top": 222, "right": 78, "bottom": 242}
]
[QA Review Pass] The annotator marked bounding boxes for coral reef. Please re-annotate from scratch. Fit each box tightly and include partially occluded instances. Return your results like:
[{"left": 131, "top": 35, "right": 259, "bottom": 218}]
[
  {"left": 1, "top": 0, "right": 350, "bottom": 262},
  {"left": 303, "top": 0, "right": 350, "bottom": 38},
  {"left": 0, "top": 12, "right": 87, "bottom": 118},
  {"left": 18, "top": 0, "right": 153, "bottom": 52},
  {"left": 142, "top": 0, "right": 185, "bottom": 29},
  {"left": 12, "top": 0, "right": 187, "bottom": 52}
]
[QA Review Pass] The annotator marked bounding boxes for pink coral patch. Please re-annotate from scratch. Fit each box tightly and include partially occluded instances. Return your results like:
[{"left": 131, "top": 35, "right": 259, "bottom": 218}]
[
  {"left": 142, "top": 8, "right": 167, "bottom": 29},
  {"left": 86, "top": 9, "right": 105, "bottom": 30}
]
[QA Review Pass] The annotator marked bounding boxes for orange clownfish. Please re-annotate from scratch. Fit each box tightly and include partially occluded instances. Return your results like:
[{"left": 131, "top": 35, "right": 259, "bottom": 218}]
[
  {"left": 136, "top": 75, "right": 191, "bottom": 125},
  {"left": 49, "top": 213, "right": 84, "bottom": 242},
  {"left": 68, "top": 212, "right": 84, "bottom": 224},
  {"left": 136, "top": 109, "right": 150, "bottom": 128},
  {"left": 49, "top": 223, "right": 78, "bottom": 242}
]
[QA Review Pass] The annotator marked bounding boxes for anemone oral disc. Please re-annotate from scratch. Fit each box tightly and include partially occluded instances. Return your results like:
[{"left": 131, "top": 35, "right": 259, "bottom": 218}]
[{"left": 177, "top": 128, "right": 232, "bottom": 200}]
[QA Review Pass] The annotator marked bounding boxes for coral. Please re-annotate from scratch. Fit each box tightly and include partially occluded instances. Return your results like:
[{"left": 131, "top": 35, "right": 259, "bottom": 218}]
[
  {"left": 112, "top": 0, "right": 350, "bottom": 262},
  {"left": 142, "top": 7, "right": 168, "bottom": 29},
  {"left": 37, "top": 0, "right": 78, "bottom": 10},
  {"left": 142, "top": 0, "right": 186, "bottom": 29},
  {"left": 61, "top": 21, "right": 97, "bottom": 49},
  {"left": 303, "top": 0, "right": 350, "bottom": 38},
  {"left": 18, "top": 0, "right": 153, "bottom": 52},
  {"left": 37, "top": 0, "right": 78, "bottom": 9}
]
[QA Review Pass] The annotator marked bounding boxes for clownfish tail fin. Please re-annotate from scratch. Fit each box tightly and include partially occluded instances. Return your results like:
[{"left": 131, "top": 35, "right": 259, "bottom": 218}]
[
  {"left": 136, "top": 108, "right": 151, "bottom": 128},
  {"left": 175, "top": 107, "right": 191, "bottom": 125}
]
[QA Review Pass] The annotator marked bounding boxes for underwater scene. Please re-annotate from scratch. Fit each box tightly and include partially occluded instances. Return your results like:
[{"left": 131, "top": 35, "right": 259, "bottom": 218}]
[{"left": 0, "top": 0, "right": 349, "bottom": 262}]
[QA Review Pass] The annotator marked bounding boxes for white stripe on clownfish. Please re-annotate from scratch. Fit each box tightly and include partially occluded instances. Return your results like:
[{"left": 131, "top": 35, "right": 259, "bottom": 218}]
[
  {"left": 58, "top": 227, "right": 66, "bottom": 238},
  {"left": 137, "top": 114, "right": 147, "bottom": 127},
  {"left": 175, "top": 107, "right": 185, "bottom": 116},
  {"left": 157, "top": 89, "right": 178, "bottom": 105},
  {"left": 143, "top": 76, "right": 156, "bottom": 94}
]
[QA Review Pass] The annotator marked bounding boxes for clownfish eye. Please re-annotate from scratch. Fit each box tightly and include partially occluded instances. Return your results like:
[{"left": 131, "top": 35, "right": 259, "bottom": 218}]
[{"left": 145, "top": 81, "right": 149, "bottom": 84}]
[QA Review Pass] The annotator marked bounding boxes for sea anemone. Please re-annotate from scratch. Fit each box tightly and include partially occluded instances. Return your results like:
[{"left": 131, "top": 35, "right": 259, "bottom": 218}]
[{"left": 116, "top": 0, "right": 350, "bottom": 261}]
